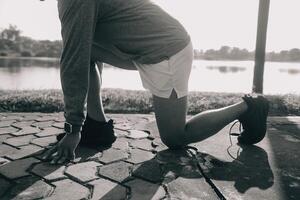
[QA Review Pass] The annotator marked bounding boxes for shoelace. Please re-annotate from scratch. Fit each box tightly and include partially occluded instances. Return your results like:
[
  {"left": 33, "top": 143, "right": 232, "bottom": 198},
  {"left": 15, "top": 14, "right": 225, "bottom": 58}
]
[
  {"left": 227, "top": 120, "right": 242, "bottom": 160},
  {"left": 183, "top": 122, "right": 244, "bottom": 167}
]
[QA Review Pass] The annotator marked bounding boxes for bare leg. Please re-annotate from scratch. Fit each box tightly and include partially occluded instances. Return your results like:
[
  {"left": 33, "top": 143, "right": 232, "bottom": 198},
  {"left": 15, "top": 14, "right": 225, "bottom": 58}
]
[
  {"left": 86, "top": 62, "right": 107, "bottom": 122},
  {"left": 153, "top": 90, "right": 248, "bottom": 148},
  {"left": 87, "top": 45, "right": 137, "bottom": 122}
]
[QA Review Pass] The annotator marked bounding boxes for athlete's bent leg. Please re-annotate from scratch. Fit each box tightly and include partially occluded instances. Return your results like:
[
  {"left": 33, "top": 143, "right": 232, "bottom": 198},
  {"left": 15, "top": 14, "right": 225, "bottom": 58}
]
[
  {"left": 152, "top": 90, "right": 248, "bottom": 149},
  {"left": 87, "top": 45, "right": 137, "bottom": 122}
]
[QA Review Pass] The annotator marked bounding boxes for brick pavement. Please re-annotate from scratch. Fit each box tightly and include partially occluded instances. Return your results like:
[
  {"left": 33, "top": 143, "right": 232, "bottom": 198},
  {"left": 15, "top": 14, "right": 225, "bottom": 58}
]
[{"left": 0, "top": 112, "right": 299, "bottom": 199}]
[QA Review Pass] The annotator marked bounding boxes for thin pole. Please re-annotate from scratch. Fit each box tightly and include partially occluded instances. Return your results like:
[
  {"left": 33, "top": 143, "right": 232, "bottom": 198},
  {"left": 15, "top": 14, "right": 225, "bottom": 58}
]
[{"left": 252, "top": 0, "right": 270, "bottom": 93}]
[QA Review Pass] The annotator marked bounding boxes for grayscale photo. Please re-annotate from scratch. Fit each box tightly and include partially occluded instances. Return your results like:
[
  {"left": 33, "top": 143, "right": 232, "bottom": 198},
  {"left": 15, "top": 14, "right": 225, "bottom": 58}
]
[{"left": 0, "top": 0, "right": 299, "bottom": 199}]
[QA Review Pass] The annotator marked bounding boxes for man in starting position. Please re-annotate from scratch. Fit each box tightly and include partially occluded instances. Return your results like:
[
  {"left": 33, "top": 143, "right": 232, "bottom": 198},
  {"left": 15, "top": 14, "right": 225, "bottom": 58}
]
[{"left": 43, "top": 0, "right": 269, "bottom": 164}]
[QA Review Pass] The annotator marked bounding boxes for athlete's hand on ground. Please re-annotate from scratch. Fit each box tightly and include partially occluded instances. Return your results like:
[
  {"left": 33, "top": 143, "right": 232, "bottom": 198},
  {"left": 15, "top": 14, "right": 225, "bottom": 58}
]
[{"left": 42, "top": 132, "right": 81, "bottom": 164}]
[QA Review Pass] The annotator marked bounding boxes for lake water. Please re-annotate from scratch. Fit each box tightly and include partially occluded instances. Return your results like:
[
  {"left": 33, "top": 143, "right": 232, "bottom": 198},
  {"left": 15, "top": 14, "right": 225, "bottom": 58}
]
[{"left": 0, "top": 57, "right": 299, "bottom": 94}]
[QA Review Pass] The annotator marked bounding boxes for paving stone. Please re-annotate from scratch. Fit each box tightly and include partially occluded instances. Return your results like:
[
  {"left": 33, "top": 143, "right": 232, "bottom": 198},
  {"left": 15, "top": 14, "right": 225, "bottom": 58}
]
[
  {"left": 0, "top": 126, "right": 19, "bottom": 135},
  {"left": 54, "top": 115, "right": 65, "bottom": 122},
  {"left": 155, "top": 149, "right": 193, "bottom": 165},
  {"left": 31, "top": 162, "right": 67, "bottom": 181},
  {"left": 279, "top": 132, "right": 300, "bottom": 142},
  {"left": 272, "top": 124, "right": 300, "bottom": 139},
  {"left": 162, "top": 170, "right": 177, "bottom": 184},
  {"left": 35, "top": 115, "right": 57, "bottom": 122},
  {"left": 0, "top": 157, "right": 10, "bottom": 166},
  {"left": 132, "top": 159, "right": 163, "bottom": 183},
  {"left": 0, "top": 157, "right": 40, "bottom": 179},
  {"left": 111, "top": 116, "right": 129, "bottom": 123},
  {"left": 31, "top": 136, "right": 57, "bottom": 147},
  {"left": 132, "top": 121, "right": 152, "bottom": 131},
  {"left": 32, "top": 121, "right": 54, "bottom": 128},
  {"left": 152, "top": 138, "right": 168, "bottom": 152},
  {"left": 11, "top": 126, "right": 40, "bottom": 136},
  {"left": 0, "top": 120, "right": 16, "bottom": 128},
  {"left": 192, "top": 123, "right": 296, "bottom": 200},
  {"left": 108, "top": 114, "right": 127, "bottom": 123},
  {"left": 269, "top": 116, "right": 300, "bottom": 125},
  {"left": 65, "top": 161, "right": 101, "bottom": 183},
  {"left": 134, "top": 120, "right": 160, "bottom": 139},
  {"left": 265, "top": 129, "right": 300, "bottom": 169},
  {"left": 6, "top": 145, "right": 43, "bottom": 160},
  {"left": 4, "top": 134, "right": 37, "bottom": 147},
  {"left": 1, "top": 113, "right": 298, "bottom": 200},
  {"left": 2, "top": 175, "right": 53, "bottom": 200},
  {"left": 125, "top": 115, "right": 148, "bottom": 123},
  {"left": 130, "top": 138, "right": 154, "bottom": 151},
  {"left": 21, "top": 114, "right": 40, "bottom": 121},
  {"left": 127, "top": 149, "right": 155, "bottom": 164},
  {"left": 49, "top": 112, "right": 62, "bottom": 117},
  {"left": 0, "top": 144, "right": 18, "bottom": 157},
  {"left": 36, "top": 127, "right": 64, "bottom": 137},
  {"left": 88, "top": 178, "right": 127, "bottom": 200},
  {"left": 125, "top": 179, "right": 166, "bottom": 200},
  {"left": 112, "top": 137, "right": 130, "bottom": 150},
  {"left": 98, "top": 148, "right": 129, "bottom": 164},
  {"left": 126, "top": 130, "right": 149, "bottom": 139},
  {"left": 0, "top": 177, "right": 11, "bottom": 197},
  {"left": 114, "top": 129, "right": 129, "bottom": 137},
  {"left": 277, "top": 169, "right": 300, "bottom": 200},
  {"left": 12, "top": 121, "right": 35, "bottom": 129},
  {"left": 161, "top": 161, "right": 203, "bottom": 181},
  {"left": 114, "top": 122, "right": 135, "bottom": 131},
  {"left": 74, "top": 146, "right": 102, "bottom": 162},
  {"left": 0, "top": 115, "right": 22, "bottom": 121},
  {"left": 45, "top": 179, "right": 90, "bottom": 200},
  {"left": 99, "top": 161, "right": 133, "bottom": 183},
  {"left": 127, "top": 117, "right": 151, "bottom": 127},
  {"left": 166, "top": 177, "right": 218, "bottom": 200},
  {"left": 0, "top": 135, "right": 11, "bottom": 143},
  {"left": 52, "top": 122, "right": 64, "bottom": 129}
]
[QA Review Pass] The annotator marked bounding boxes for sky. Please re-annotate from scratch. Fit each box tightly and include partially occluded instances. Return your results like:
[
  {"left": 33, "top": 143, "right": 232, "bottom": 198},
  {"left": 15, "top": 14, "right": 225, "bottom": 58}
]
[{"left": 0, "top": 0, "right": 299, "bottom": 51}]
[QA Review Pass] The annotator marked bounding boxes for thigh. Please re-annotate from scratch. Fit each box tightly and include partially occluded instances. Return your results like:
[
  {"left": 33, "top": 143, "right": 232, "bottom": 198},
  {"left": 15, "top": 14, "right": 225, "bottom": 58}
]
[
  {"left": 91, "top": 45, "right": 137, "bottom": 70},
  {"left": 152, "top": 90, "right": 188, "bottom": 148}
]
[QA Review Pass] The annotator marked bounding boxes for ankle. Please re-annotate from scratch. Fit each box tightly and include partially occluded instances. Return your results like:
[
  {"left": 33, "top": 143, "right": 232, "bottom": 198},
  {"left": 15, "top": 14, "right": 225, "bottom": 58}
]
[
  {"left": 237, "top": 101, "right": 249, "bottom": 120},
  {"left": 86, "top": 114, "right": 107, "bottom": 124},
  {"left": 241, "top": 100, "right": 249, "bottom": 112}
]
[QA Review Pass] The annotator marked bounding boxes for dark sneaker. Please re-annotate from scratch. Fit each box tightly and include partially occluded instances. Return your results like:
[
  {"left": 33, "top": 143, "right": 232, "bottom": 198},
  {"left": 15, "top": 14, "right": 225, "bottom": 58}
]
[
  {"left": 237, "top": 94, "right": 269, "bottom": 145},
  {"left": 56, "top": 115, "right": 116, "bottom": 147}
]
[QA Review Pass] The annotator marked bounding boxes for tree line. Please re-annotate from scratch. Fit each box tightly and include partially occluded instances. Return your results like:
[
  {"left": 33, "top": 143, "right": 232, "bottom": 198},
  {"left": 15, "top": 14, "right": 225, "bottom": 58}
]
[
  {"left": 0, "top": 25, "right": 62, "bottom": 57},
  {"left": 1, "top": 25, "right": 300, "bottom": 62},
  {"left": 194, "top": 46, "right": 300, "bottom": 62}
]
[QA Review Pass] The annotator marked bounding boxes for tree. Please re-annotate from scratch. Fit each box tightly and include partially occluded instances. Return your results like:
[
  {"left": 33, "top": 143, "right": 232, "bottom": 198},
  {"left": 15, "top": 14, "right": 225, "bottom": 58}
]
[
  {"left": 288, "top": 48, "right": 300, "bottom": 61},
  {"left": 0, "top": 25, "right": 21, "bottom": 41},
  {"left": 219, "top": 46, "right": 231, "bottom": 57}
]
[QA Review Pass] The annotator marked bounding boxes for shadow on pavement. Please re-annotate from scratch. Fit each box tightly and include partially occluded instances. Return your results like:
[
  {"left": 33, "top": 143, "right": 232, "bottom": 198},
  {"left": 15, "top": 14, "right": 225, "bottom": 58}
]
[
  {"left": 0, "top": 148, "right": 54, "bottom": 200},
  {"left": 196, "top": 144, "right": 274, "bottom": 193},
  {"left": 100, "top": 148, "right": 214, "bottom": 199},
  {"left": 0, "top": 145, "right": 109, "bottom": 200},
  {"left": 2, "top": 116, "right": 299, "bottom": 199},
  {"left": 267, "top": 116, "right": 300, "bottom": 200}
]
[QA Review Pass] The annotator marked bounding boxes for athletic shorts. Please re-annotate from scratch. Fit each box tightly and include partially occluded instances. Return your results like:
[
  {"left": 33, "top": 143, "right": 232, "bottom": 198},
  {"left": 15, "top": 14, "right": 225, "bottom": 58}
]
[{"left": 133, "top": 41, "right": 193, "bottom": 98}]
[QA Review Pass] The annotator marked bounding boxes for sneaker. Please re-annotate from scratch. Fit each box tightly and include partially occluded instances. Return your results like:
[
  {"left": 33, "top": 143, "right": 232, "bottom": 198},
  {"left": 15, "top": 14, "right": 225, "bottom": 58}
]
[
  {"left": 56, "top": 115, "right": 116, "bottom": 147},
  {"left": 237, "top": 94, "right": 269, "bottom": 145}
]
